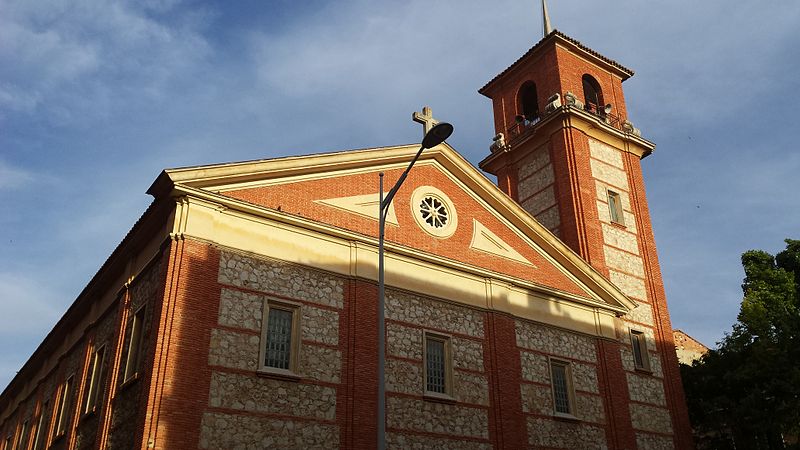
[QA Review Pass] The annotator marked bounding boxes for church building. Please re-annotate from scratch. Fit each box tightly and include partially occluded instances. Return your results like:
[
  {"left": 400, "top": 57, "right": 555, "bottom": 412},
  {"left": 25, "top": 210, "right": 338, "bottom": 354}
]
[{"left": 0, "top": 15, "right": 693, "bottom": 450}]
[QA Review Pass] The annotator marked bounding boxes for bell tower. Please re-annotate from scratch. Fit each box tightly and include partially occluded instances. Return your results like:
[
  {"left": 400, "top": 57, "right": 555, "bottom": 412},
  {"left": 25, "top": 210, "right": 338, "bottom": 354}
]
[{"left": 479, "top": 23, "right": 694, "bottom": 449}]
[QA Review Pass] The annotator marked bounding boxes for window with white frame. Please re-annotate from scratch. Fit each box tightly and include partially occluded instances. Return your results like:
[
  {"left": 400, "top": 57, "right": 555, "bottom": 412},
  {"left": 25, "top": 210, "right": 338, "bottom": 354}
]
[
  {"left": 607, "top": 190, "right": 625, "bottom": 225},
  {"left": 550, "top": 359, "right": 576, "bottom": 416},
  {"left": 123, "top": 306, "right": 146, "bottom": 384},
  {"left": 53, "top": 375, "right": 73, "bottom": 438},
  {"left": 630, "top": 330, "right": 650, "bottom": 371},
  {"left": 82, "top": 344, "right": 106, "bottom": 415},
  {"left": 423, "top": 332, "right": 453, "bottom": 397},
  {"left": 259, "top": 300, "right": 301, "bottom": 374}
]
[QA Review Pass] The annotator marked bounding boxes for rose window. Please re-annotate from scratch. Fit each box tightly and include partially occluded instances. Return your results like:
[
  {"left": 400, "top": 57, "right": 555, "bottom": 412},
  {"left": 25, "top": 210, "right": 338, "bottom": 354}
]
[
  {"left": 419, "top": 196, "right": 449, "bottom": 229},
  {"left": 410, "top": 186, "right": 457, "bottom": 238}
]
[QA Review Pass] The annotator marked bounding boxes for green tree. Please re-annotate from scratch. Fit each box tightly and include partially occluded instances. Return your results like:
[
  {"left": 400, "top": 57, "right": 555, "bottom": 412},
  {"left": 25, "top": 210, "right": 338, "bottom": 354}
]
[{"left": 682, "top": 239, "right": 800, "bottom": 449}]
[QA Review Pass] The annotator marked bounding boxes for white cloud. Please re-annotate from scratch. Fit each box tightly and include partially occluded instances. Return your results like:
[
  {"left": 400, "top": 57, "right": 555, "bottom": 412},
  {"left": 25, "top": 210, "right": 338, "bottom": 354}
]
[
  {"left": 0, "top": 0, "right": 212, "bottom": 122},
  {"left": 0, "top": 272, "right": 64, "bottom": 391},
  {"left": 0, "top": 0, "right": 798, "bottom": 386},
  {"left": 0, "top": 159, "right": 35, "bottom": 190},
  {"left": 250, "top": 0, "right": 516, "bottom": 98},
  {"left": 0, "top": 82, "right": 42, "bottom": 113},
  {"left": 0, "top": 272, "right": 62, "bottom": 335}
]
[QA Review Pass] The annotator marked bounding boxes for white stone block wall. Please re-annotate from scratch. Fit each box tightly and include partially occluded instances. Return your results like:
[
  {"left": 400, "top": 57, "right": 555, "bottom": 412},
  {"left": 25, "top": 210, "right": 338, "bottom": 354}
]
[
  {"left": 635, "top": 432, "right": 675, "bottom": 450},
  {"left": 604, "top": 246, "right": 644, "bottom": 278},
  {"left": 205, "top": 250, "right": 345, "bottom": 447},
  {"left": 588, "top": 140, "right": 672, "bottom": 440},
  {"left": 589, "top": 139, "right": 624, "bottom": 169},
  {"left": 534, "top": 206, "right": 561, "bottom": 235},
  {"left": 626, "top": 373, "right": 666, "bottom": 406},
  {"left": 385, "top": 290, "right": 484, "bottom": 338},
  {"left": 590, "top": 159, "right": 629, "bottom": 191},
  {"left": 386, "top": 322, "right": 423, "bottom": 360},
  {"left": 630, "top": 403, "right": 673, "bottom": 434},
  {"left": 516, "top": 319, "right": 607, "bottom": 447},
  {"left": 519, "top": 351, "right": 550, "bottom": 384},
  {"left": 517, "top": 144, "right": 561, "bottom": 235},
  {"left": 518, "top": 165, "right": 555, "bottom": 202},
  {"left": 601, "top": 223, "right": 639, "bottom": 255},
  {"left": 209, "top": 371, "right": 337, "bottom": 420},
  {"left": 516, "top": 321, "right": 597, "bottom": 363},
  {"left": 609, "top": 270, "right": 647, "bottom": 302},
  {"left": 387, "top": 433, "right": 492, "bottom": 450},
  {"left": 526, "top": 417, "right": 608, "bottom": 449},
  {"left": 199, "top": 412, "right": 338, "bottom": 450},
  {"left": 521, "top": 185, "right": 556, "bottom": 216},
  {"left": 384, "top": 289, "right": 489, "bottom": 441},
  {"left": 219, "top": 251, "right": 344, "bottom": 308},
  {"left": 518, "top": 144, "right": 551, "bottom": 180},
  {"left": 386, "top": 397, "right": 488, "bottom": 439}
]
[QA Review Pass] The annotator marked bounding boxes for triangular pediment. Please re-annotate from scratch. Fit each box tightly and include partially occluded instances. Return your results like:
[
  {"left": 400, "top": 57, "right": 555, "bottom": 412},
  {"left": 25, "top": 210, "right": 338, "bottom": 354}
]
[{"left": 149, "top": 143, "right": 636, "bottom": 315}]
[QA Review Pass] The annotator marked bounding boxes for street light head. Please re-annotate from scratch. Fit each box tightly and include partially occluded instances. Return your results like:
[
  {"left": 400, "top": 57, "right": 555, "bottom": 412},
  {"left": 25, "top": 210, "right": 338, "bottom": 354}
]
[{"left": 421, "top": 122, "right": 454, "bottom": 149}]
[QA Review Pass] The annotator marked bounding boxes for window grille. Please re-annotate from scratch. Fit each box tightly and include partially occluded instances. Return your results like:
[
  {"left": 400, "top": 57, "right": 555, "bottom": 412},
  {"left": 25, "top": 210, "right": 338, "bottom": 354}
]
[
  {"left": 265, "top": 308, "right": 294, "bottom": 370},
  {"left": 551, "top": 362, "right": 572, "bottom": 414},
  {"left": 426, "top": 338, "right": 446, "bottom": 394}
]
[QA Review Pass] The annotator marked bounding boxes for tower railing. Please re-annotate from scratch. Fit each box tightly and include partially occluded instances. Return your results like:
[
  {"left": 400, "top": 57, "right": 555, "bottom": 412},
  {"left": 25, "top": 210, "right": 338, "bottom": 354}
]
[{"left": 505, "top": 103, "right": 630, "bottom": 144}]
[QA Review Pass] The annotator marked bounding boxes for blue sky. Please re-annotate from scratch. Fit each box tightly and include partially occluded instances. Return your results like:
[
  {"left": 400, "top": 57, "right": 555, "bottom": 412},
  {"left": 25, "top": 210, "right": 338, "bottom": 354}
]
[{"left": 1, "top": 0, "right": 798, "bottom": 391}]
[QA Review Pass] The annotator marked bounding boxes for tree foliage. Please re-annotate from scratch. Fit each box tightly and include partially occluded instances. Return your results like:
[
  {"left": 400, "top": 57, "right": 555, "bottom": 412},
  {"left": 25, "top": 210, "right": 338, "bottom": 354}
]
[{"left": 682, "top": 239, "right": 800, "bottom": 449}]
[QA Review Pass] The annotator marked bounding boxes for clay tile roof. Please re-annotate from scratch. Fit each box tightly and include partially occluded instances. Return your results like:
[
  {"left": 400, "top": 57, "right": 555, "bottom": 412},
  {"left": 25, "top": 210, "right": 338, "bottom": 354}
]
[{"left": 479, "top": 30, "right": 634, "bottom": 96}]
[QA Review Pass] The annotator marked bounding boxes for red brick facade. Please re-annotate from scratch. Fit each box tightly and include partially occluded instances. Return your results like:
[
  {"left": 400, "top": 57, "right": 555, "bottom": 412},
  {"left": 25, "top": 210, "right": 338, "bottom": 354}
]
[
  {"left": 479, "top": 31, "right": 693, "bottom": 448},
  {"left": 1, "top": 31, "right": 692, "bottom": 450}
]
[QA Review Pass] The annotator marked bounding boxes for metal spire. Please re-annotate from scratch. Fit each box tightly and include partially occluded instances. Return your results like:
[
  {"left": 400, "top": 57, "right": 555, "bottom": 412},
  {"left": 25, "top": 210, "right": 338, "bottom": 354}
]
[{"left": 542, "top": 0, "right": 553, "bottom": 37}]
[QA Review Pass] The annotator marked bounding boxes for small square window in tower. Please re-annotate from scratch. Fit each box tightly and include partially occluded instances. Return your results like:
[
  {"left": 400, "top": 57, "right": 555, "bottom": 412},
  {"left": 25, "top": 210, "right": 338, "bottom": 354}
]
[
  {"left": 424, "top": 332, "right": 453, "bottom": 398},
  {"left": 259, "top": 300, "right": 301, "bottom": 375},
  {"left": 607, "top": 190, "right": 625, "bottom": 226}
]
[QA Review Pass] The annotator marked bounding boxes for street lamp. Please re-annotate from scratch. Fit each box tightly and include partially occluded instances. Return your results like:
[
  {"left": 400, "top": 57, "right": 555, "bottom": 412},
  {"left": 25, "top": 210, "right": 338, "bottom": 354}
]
[{"left": 377, "top": 122, "right": 453, "bottom": 449}]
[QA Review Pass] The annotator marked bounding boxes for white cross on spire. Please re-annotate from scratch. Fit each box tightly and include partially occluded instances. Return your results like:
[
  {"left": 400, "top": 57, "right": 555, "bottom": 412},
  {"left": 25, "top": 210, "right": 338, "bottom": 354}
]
[{"left": 412, "top": 106, "right": 439, "bottom": 137}]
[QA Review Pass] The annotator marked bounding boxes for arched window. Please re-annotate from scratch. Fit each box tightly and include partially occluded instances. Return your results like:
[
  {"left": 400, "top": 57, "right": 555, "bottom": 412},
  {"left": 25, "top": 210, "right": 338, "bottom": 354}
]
[
  {"left": 582, "top": 74, "right": 603, "bottom": 114},
  {"left": 517, "top": 81, "right": 539, "bottom": 123}
]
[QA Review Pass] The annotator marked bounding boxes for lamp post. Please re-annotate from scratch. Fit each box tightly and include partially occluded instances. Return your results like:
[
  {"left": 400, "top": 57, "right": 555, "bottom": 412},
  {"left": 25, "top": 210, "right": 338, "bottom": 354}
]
[{"left": 378, "top": 122, "right": 453, "bottom": 450}]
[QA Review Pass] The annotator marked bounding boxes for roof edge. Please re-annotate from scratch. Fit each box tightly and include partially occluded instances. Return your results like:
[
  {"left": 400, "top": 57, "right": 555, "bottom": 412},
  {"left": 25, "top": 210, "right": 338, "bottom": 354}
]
[{"left": 479, "top": 30, "right": 634, "bottom": 96}]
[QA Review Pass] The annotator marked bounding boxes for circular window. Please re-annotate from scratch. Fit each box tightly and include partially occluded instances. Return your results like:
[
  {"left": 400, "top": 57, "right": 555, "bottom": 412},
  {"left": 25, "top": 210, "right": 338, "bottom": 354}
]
[
  {"left": 420, "top": 196, "right": 448, "bottom": 228},
  {"left": 410, "top": 186, "right": 457, "bottom": 238}
]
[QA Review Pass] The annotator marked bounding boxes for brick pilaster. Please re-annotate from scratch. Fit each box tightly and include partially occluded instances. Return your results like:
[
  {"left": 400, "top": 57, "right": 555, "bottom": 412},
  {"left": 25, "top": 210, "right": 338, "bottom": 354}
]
[
  {"left": 485, "top": 312, "right": 526, "bottom": 448},
  {"left": 596, "top": 339, "right": 637, "bottom": 449}
]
